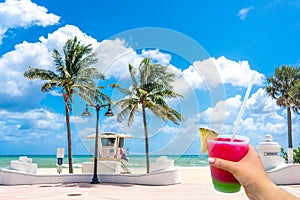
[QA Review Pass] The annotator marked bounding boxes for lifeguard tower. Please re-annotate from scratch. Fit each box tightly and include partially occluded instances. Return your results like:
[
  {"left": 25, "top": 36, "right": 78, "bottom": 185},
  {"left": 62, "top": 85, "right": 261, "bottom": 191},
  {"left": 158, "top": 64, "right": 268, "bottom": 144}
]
[{"left": 82, "top": 132, "right": 133, "bottom": 174}]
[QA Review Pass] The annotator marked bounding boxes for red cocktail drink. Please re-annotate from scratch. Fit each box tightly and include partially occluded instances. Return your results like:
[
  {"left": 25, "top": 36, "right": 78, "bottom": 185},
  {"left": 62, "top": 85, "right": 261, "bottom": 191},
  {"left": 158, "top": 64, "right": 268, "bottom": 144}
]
[{"left": 208, "top": 135, "right": 249, "bottom": 193}]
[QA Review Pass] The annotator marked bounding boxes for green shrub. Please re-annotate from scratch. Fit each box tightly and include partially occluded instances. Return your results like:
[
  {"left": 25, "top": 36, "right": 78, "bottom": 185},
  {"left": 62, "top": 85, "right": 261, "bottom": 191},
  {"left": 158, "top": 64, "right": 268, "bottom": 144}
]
[{"left": 281, "top": 145, "right": 300, "bottom": 163}]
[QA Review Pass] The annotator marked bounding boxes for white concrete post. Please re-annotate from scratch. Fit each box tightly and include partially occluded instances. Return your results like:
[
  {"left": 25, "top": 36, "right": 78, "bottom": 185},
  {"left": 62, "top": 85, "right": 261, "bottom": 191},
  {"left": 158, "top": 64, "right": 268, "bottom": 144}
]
[
  {"left": 57, "top": 148, "right": 64, "bottom": 174},
  {"left": 288, "top": 148, "right": 294, "bottom": 163}
]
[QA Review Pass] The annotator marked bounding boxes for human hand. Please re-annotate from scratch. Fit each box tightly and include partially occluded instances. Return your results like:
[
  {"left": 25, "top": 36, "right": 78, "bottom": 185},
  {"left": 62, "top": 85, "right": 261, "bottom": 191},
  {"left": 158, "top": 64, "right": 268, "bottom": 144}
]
[{"left": 208, "top": 145, "right": 298, "bottom": 200}]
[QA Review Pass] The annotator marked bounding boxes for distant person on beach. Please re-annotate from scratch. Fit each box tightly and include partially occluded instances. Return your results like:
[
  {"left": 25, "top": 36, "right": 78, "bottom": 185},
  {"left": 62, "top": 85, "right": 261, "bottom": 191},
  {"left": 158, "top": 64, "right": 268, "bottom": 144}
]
[{"left": 208, "top": 145, "right": 299, "bottom": 200}]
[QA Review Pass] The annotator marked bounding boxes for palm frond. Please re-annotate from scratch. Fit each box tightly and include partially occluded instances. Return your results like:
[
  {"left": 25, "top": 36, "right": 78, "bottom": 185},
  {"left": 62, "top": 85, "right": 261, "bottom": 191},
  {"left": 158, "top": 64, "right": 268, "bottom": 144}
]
[
  {"left": 110, "top": 83, "right": 132, "bottom": 96},
  {"left": 41, "top": 81, "right": 60, "bottom": 92},
  {"left": 129, "top": 64, "right": 139, "bottom": 89},
  {"left": 127, "top": 103, "right": 139, "bottom": 126},
  {"left": 114, "top": 98, "right": 139, "bottom": 126},
  {"left": 24, "top": 67, "right": 58, "bottom": 81},
  {"left": 52, "top": 50, "right": 64, "bottom": 71}
]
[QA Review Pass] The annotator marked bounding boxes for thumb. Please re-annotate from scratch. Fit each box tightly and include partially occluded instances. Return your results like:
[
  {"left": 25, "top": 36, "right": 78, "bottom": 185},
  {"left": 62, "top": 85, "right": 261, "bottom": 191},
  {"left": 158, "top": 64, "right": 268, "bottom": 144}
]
[{"left": 208, "top": 157, "right": 238, "bottom": 174}]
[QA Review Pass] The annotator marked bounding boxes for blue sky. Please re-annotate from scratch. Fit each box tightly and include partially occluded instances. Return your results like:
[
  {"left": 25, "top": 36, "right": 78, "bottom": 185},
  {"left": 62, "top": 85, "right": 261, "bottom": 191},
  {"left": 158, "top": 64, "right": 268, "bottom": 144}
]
[{"left": 0, "top": 0, "right": 300, "bottom": 156}]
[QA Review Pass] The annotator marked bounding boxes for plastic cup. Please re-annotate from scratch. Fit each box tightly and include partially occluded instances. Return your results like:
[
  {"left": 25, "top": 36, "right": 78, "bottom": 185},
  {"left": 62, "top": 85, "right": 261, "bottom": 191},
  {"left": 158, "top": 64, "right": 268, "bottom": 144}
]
[{"left": 207, "top": 135, "right": 249, "bottom": 193}]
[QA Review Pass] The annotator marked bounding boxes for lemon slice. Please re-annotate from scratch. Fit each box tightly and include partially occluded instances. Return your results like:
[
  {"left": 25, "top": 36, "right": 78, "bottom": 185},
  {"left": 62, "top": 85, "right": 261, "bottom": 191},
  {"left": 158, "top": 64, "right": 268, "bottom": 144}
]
[{"left": 199, "top": 128, "right": 218, "bottom": 153}]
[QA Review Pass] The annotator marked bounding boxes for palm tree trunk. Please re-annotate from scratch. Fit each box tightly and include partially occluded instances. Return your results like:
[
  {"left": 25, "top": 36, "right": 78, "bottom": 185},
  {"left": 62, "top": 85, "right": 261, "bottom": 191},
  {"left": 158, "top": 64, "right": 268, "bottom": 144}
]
[
  {"left": 287, "top": 107, "right": 294, "bottom": 163},
  {"left": 63, "top": 93, "right": 73, "bottom": 173},
  {"left": 142, "top": 103, "right": 150, "bottom": 173},
  {"left": 65, "top": 104, "right": 73, "bottom": 173}
]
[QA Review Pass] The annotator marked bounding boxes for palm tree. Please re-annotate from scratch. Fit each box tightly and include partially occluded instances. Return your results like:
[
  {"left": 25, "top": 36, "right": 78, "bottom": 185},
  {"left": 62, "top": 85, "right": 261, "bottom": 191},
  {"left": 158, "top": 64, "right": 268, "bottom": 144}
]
[
  {"left": 265, "top": 65, "right": 300, "bottom": 163},
  {"left": 290, "top": 81, "right": 300, "bottom": 112},
  {"left": 112, "top": 58, "right": 183, "bottom": 173},
  {"left": 24, "top": 36, "right": 106, "bottom": 173}
]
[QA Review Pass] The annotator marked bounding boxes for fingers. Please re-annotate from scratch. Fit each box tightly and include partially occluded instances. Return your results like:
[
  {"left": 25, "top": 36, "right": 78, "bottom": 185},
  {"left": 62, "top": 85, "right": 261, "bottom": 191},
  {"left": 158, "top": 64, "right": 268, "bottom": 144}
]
[{"left": 208, "top": 157, "right": 237, "bottom": 174}]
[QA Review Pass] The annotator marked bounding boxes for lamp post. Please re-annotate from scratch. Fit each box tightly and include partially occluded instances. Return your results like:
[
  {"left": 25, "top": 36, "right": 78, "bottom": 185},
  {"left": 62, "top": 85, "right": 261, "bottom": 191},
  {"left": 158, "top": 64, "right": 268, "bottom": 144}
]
[{"left": 82, "top": 103, "right": 113, "bottom": 184}]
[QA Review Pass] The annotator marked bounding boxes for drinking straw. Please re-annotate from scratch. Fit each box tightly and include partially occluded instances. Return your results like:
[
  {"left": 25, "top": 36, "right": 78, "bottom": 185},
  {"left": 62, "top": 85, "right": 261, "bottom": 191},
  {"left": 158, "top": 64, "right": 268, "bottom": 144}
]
[{"left": 231, "top": 74, "right": 255, "bottom": 142}]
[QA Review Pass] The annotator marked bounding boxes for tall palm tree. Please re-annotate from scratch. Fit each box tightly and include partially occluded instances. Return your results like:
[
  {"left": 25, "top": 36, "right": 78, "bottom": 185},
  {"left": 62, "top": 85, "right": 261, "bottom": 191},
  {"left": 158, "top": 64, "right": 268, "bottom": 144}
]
[
  {"left": 112, "top": 58, "right": 183, "bottom": 173},
  {"left": 24, "top": 36, "right": 106, "bottom": 173},
  {"left": 265, "top": 65, "right": 300, "bottom": 163}
]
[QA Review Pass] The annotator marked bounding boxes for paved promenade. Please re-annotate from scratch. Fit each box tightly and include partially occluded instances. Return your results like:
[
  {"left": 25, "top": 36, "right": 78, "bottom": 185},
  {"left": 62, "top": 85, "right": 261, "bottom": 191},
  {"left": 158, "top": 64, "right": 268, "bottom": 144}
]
[
  {"left": 1, "top": 168, "right": 300, "bottom": 199},
  {"left": 1, "top": 182, "right": 300, "bottom": 200}
]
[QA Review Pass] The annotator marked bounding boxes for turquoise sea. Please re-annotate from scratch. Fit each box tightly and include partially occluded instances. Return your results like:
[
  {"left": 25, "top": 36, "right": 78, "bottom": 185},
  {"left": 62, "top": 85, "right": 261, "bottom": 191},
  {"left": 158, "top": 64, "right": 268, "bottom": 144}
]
[{"left": 0, "top": 155, "right": 209, "bottom": 168}]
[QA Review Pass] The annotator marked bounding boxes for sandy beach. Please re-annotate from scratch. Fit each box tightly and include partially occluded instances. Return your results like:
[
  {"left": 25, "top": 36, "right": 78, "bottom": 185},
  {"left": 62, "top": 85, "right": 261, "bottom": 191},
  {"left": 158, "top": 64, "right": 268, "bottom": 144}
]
[{"left": 1, "top": 167, "right": 300, "bottom": 200}]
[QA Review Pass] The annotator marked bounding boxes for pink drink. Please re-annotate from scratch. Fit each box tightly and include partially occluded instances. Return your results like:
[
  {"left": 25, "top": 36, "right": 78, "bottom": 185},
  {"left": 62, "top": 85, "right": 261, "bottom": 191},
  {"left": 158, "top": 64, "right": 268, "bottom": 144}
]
[{"left": 207, "top": 135, "right": 249, "bottom": 193}]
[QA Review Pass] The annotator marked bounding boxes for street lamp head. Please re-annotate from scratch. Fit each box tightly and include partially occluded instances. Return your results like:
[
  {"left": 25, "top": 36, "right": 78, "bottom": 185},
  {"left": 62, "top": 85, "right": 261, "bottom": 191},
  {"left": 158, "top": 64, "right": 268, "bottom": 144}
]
[
  {"left": 104, "top": 104, "right": 114, "bottom": 116},
  {"left": 81, "top": 104, "right": 92, "bottom": 116}
]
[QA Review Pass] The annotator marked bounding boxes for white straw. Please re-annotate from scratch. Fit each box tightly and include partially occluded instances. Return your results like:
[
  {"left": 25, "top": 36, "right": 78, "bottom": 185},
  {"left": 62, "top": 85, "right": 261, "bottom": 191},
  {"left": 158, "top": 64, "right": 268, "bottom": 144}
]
[{"left": 231, "top": 74, "right": 255, "bottom": 142}]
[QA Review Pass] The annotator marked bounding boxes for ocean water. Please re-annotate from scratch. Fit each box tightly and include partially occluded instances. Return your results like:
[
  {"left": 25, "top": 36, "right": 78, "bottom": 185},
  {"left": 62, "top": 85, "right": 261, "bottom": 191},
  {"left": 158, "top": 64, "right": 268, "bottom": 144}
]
[{"left": 0, "top": 155, "right": 209, "bottom": 168}]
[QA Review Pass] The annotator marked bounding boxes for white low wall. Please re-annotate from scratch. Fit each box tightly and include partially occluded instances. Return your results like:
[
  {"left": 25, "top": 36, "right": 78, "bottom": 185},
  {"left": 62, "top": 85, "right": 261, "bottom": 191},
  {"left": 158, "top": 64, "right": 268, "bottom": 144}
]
[
  {"left": 150, "top": 156, "right": 174, "bottom": 172},
  {"left": 100, "top": 169, "right": 181, "bottom": 185},
  {"left": 0, "top": 168, "right": 90, "bottom": 185},
  {"left": 0, "top": 168, "right": 181, "bottom": 186},
  {"left": 10, "top": 161, "right": 38, "bottom": 174},
  {"left": 267, "top": 163, "right": 300, "bottom": 185},
  {"left": 10, "top": 156, "right": 38, "bottom": 174}
]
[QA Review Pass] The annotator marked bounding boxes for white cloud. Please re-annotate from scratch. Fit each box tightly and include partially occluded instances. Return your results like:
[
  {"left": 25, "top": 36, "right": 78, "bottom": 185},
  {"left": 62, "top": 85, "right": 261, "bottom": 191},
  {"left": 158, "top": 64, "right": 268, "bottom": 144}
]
[
  {"left": 0, "top": 108, "right": 69, "bottom": 146},
  {"left": 141, "top": 49, "right": 171, "bottom": 66},
  {"left": 70, "top": 116, "right": 88, "bottom": 123},
  {"left": 0, "top": 0, "right": 60, "bottom": 44},
  {"left": 0, "top": 108, "right": 64, "bottom": 131},
  {"left": 246, "top": 88, "right": 278, "bottom": 114},
  {"left": 181, "top": 63, "right": 207, "bottom": 89},
  {"left": 201, "top": 95, "right": 242, "bottom": 126},
  {"left": 178, "top": 56, "right": 265, "bottom": 96},
  {"left": 158, "top": 125, "right": 179, "bottom": 134},
  {"left": 0, "top": 24, "right": 99, "bottom": 104},
  {"left": 79, "top": 127, "right": 95, "bottom": 136},
  {"left": 95, "top": 38, "right": 141, "bottom": 80},
  {"left": 49, "top": 90, "right": 61, "bottom": 97},
  {"left": 240, "top": 118, "right": 257, "bottom": 131},
  {"left": 173, "top": 58, "right": 224, "bottom": 100},
  {"left": 214, "top": 56, "right": 265, "bottom": 87},
  {"left": 40, "top": 24, "right": 99, "bottom": 51},
  {"left": 0, "top": 41, "right": 52, "bottom": 97},
  {"left": 238, "top": 6, "right": 254, "bottom": 20},
  {"left": 264, "top": 122, "right": 285, "bottom": 134}
]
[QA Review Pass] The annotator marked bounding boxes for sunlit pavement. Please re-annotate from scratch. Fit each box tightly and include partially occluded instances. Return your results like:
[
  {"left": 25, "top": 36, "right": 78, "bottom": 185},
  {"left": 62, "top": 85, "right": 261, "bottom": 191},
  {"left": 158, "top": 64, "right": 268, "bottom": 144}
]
[{"left": 0, "top": 183, "right": 299, "bottom": 200}]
